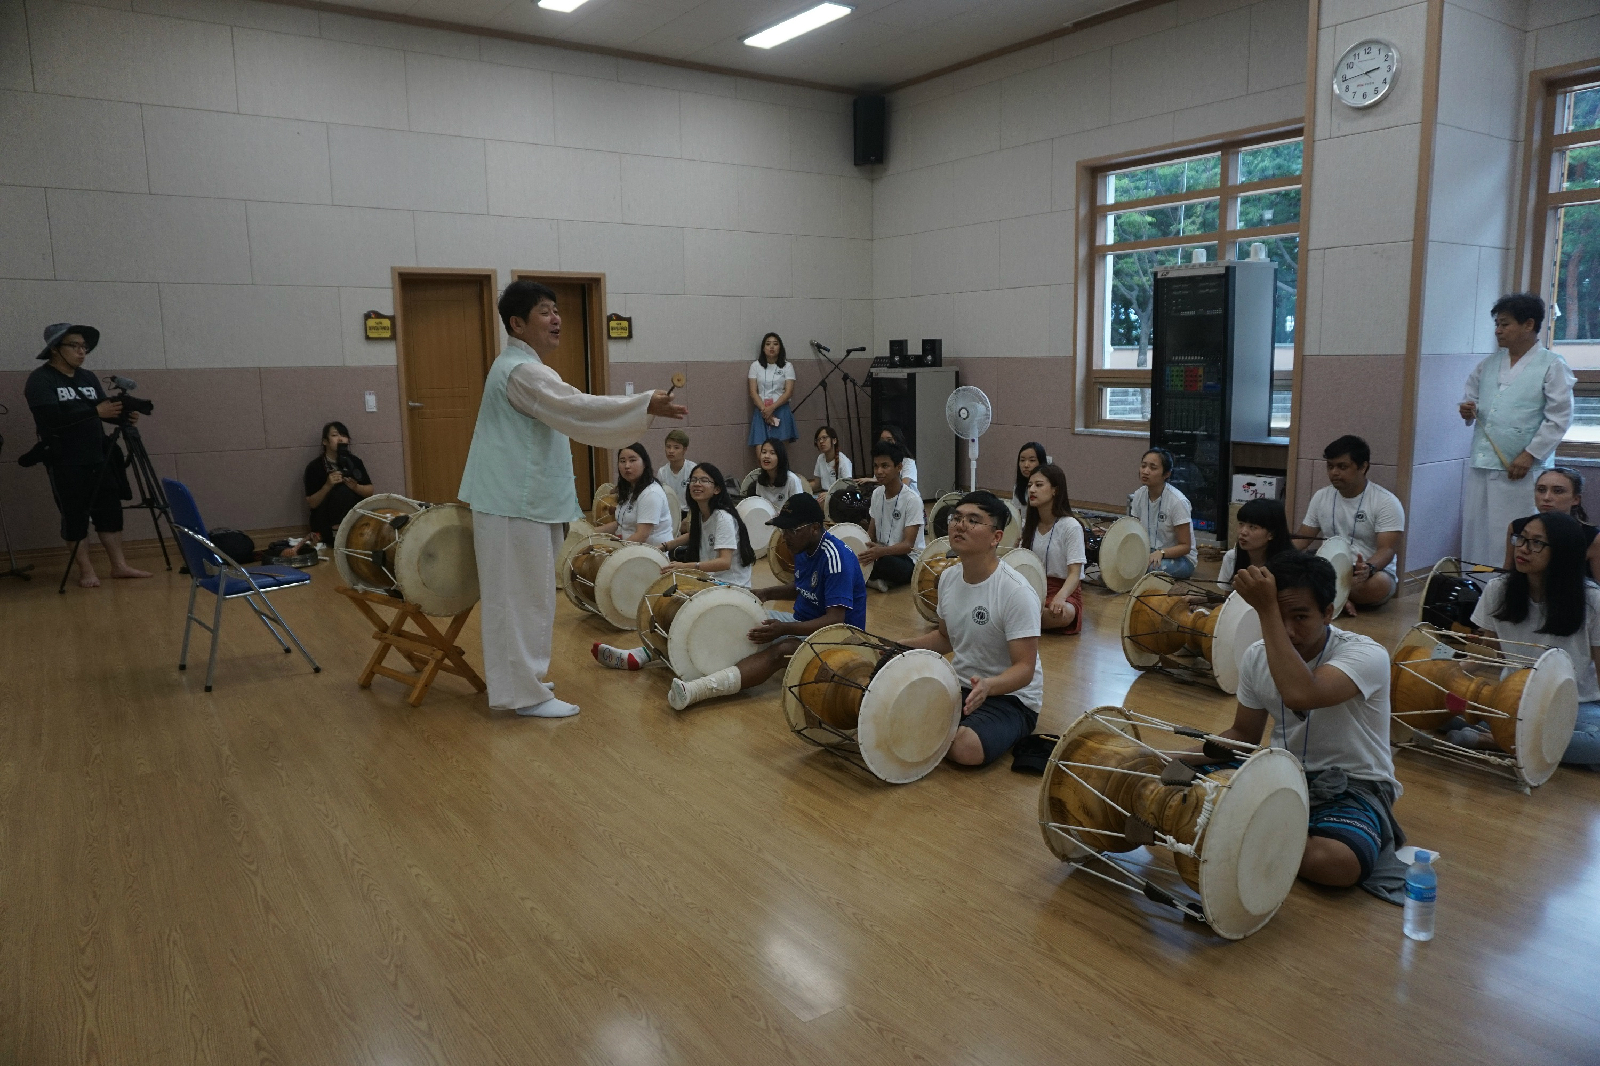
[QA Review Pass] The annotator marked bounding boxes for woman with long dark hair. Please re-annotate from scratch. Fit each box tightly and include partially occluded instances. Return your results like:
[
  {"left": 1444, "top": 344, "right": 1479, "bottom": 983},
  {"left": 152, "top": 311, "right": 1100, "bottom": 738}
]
[
  {"left": 1464, "top": 512, "right": 1600, "bottom": 766},
  {"left": 753, "top": 438, "right": 807, "bottom": 508},
  {"left": 1014, "top": 441, "right": 1047, "bottom": 503},
  {"left": 1022, "top": 463, "right": 1086, "bottom": 632},
  {"left": 747, "top": 332, "right": 797, "bottom": 449},
  {"left": 1217, "top": 498, "right": 1294, "bottom": 587},
  {"left": 1506, "top": 467, "right": 1599, "bottom": 581},
  {"left": 595, "top": 442, "right": 672, "bottom": 546},
  {"left": 812, "top": 425, "right": 853, "bottom": 491}
]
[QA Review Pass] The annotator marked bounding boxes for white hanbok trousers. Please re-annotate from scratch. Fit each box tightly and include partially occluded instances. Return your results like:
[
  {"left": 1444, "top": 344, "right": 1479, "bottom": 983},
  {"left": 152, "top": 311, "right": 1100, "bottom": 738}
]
[
  {"left": 472, "top": 511, "right": 564, "bottom": 711},
  {"left": 1461, "top": 467, "right": 1537, "bottom": 566}
]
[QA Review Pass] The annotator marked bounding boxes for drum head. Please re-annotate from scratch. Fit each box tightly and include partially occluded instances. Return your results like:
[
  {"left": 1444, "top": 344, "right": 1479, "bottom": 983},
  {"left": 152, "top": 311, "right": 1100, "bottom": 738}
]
[
  {"left": 912, "top": 537, "right": 956, "bottom": 623},
  {"left": 826, "top": 522, "right": 873, "bottom": 579},
  {"left": 1514, "top": 647, "right": 1580, "bottom": 787},
  {"left": 594, "top": 543, "right": 668, "bottom": 629},
  {"left": 1098, "top": 517, "right": 1150, "bottom": 593},
  {"left": 1120, "top": 572, "right": 1174, "bottom": 668},
  {"left": 1001, "top": 499, "right": 1023, "bottom": 548},
  {"left": 997, "top": 546, "right": 1047, "bottom": 605},
  {"left": 1317, "top": 535, "right": 1354, "bottom": 616},
  {"left": 667, "top": 584, "right": 767, "bottom": 683},
  {"left": 1197, "top": 747, "right": 1309, "bottom": 940},
  {"left": 781, "top": 623, "right": 875, "bottom": 733},
  {"left": 857, "top": 649, "right": 962, "bottom": 783},
  {"left": 333, "top": 492, "right": 421, "bottom": 591},
  {"left": 739, "top": 468, "right": 762, "bottom": 496},
  {"left": 767, "top": 528, "right": 796, "bottom": 582},
  {"left": 561, "top": 533, "right": 621, "bottom": 613},
  {"left": 737, "top": 497, "right": 775, "bottom": 559},
  {"left": 1036, "top": 707, "right": 1145, "bottom": 862},
  {"left": 928, "top": 492, "right": 964, "bottom": 539},
  {"left": 1207, "top": 592, "right": 1262, "bottom": 695},
  {"left": 392, "top": 503, "right": 479, "bottom": 616},
  {"left": 592, "top": 483, "right": 614, "bottom": 513}
]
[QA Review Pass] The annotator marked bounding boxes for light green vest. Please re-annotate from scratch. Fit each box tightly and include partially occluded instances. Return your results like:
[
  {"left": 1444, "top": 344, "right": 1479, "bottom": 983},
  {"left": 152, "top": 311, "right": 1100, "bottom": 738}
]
[
  {"left": 458, "top": 342, "right": 583, "bottom": 524},
  {"left": 1470, "top": 347, "right": 1562, "bottom": 471}
]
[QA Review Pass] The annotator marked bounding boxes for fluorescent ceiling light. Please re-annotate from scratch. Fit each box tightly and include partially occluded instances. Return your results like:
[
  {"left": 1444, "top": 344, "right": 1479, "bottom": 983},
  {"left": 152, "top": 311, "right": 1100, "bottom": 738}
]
[
  {"left": 744, "top": 3, "right": 851, "bottom": 48},
  {"left": 537, "top": 0, "right": 592, "bottom": 11}
]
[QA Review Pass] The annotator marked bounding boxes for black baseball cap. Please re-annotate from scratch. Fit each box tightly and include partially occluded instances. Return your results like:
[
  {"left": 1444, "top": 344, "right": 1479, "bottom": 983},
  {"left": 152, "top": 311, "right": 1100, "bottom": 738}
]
[{"left": 768, "top": 492, "right": 825, "bottom": 529}]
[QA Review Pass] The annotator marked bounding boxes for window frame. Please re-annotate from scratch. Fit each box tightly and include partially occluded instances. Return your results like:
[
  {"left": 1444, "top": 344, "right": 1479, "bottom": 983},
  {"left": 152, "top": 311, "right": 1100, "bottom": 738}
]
[
  {"left": 1076, "top": 124, "right": 1306, "bottom": 433},
  {"left": 1519, "top": 63, "right": 1600, "bottom": 458}
]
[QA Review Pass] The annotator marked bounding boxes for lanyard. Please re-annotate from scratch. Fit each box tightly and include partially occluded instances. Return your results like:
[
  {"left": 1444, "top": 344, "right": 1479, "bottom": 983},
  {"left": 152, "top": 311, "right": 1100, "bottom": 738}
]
[
  {"left": 1036, "top": 518, "right": 1059, "bottom": 572},
  {"left": 1138, "top": 485, "right": 1164, "bottom": 547},
  {"left": 1278, "top": 632, "right": 1333, "bottom": 762},
  {"left": 1337, "top": 486, "right": 1369, "bottom": 543}
]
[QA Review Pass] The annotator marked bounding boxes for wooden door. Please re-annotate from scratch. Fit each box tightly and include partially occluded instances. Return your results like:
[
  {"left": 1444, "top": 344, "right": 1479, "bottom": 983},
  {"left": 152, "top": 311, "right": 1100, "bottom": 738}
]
[
  {"left": 537, "top": 280, "right": 599, "bottom": 505},
  {"left": 397, "top": 275, "right": 494, "bottom": 502}
]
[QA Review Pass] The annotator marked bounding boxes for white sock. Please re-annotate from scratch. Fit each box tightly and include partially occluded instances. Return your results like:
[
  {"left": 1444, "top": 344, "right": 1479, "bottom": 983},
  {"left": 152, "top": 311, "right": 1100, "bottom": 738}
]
[
  {"left": 516, "top": 697, "right": 580, "bottom": 718},
  {"left": 669, "top": 666, "right": 742, "bottom": 710}
]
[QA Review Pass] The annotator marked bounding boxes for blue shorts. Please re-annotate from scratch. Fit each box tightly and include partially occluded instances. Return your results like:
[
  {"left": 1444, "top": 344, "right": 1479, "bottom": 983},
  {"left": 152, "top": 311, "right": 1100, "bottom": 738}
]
[
  {"left": 960, "top": 691, "right": 1039, "bottom": 767},
  {"left": 1309, "top": 790, "right": 1385, "bottom": 883}
]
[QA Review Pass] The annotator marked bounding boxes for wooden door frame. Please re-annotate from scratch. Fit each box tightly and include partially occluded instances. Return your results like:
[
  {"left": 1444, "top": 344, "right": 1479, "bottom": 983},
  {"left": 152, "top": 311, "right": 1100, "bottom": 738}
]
[
  {"left": 391, "top": 267, "right": 500, "bottom": 499},
  {"left": 511, "top": 269, "right": 613, "bottom": 492}
]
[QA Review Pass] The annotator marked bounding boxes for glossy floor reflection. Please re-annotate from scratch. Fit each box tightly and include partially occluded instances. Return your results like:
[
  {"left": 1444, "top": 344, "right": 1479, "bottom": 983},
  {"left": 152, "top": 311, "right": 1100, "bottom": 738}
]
[{"left": 2, "top": 547, "right": 1597, "bottom": 1065}]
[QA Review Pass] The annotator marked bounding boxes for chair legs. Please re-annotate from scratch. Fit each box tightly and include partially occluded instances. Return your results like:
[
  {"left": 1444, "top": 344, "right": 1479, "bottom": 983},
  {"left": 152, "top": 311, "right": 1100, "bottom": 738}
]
[
  {"left": 249, "top": 591, "right": 320, "bottom": 675},
  {"left": 205, "top": 580, "right": 226, "bottom": 692},
  {"left": 177, "top": 582, "right": 321, "bottom": 692},
  {"left": 178, "top": 577, "right": 200, "bottom": 671}
]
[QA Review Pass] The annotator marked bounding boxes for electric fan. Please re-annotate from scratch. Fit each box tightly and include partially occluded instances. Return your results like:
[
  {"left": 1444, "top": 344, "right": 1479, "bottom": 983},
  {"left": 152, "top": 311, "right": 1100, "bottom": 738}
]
[{"left": 945, "top": 386, "right": 993, "bottom": 493}]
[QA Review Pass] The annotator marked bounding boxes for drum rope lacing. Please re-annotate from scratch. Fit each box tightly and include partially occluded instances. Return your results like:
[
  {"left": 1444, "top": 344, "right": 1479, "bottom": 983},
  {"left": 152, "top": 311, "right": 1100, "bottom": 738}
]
[{"left": 784, "top": 632, "right": 908, "bottom": 758}]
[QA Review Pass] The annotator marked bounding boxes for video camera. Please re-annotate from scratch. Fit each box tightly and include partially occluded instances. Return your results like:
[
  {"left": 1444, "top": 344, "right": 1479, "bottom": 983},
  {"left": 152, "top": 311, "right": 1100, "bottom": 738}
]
[{"left": 106, "top": 375, "right": 155, "bottom": 423}]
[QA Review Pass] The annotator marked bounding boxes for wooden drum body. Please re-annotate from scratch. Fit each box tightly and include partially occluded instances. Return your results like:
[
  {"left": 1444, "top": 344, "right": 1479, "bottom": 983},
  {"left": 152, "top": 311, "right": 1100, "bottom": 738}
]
[
  {"left": 1418, "top": 558, "right": 1498, "bottom": 633},
  {"left": 637, "top": 570, "right": 766, "bottom": 681},
  {"left": 781, "top": 624, "right": 962, "bottom": 784},
  {"left": 1389, "top": 623, "right": 1578, "bottom": 789},
  {"left": 1037, "top": 707, "right": 1308, "bottom": 940},
  {"left": 766, "top": 528, "right": 798, "bottom": 583},
  {"left": 561, "top": 534, "right": 667, "bottom": 629},
  {"left": 592, "top": 482, "right": 618, "bottom": 525},
  {"left": 911, "top": 537, "right": 961, "bottom": 623},
  {"left": 334, "top": 493, "right": 479, "bottom": 616},
  {"left": 1085, "top": 516, "right": 1149, "bottom": 593},
  {"left": 1120, "top": 572, "right": 1261, "bottom": 694}
]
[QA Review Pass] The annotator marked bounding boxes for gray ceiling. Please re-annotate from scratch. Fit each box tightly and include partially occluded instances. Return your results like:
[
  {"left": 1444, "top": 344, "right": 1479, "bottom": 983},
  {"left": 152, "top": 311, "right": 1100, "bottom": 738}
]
[{"left": 336, "top": 0, "right": 1134, "bottom": 90}]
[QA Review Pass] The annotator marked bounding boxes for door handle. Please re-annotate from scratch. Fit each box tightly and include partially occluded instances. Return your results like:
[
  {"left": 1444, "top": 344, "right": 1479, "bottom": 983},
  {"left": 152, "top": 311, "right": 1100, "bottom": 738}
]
[{"left": 408, "top": 401, "right": 424, "bottom": 408}]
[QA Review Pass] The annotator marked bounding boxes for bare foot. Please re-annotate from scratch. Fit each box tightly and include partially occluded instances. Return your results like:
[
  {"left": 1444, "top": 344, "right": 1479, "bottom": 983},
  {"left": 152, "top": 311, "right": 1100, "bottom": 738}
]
[
  {"left": 110, "top": 566, "right": 152, "bottom": 579},
  {"left": 78, "top": 572, "right": 102, "bottom": 588},
  {"left": 1342, "top": 601, "right": 1359, "bottom": 618}
]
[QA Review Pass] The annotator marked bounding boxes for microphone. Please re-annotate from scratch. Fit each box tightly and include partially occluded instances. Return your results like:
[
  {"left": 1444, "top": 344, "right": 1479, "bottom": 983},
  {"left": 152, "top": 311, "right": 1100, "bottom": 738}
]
[
  {"left": 108, "top": 375, "right": 138, "bottom": 391},
  {"left": 845, "top": 346, "right": 866, "bottom": 355},
  {"left": 811, "top": 340, "right": 831, "bottom": 354}
]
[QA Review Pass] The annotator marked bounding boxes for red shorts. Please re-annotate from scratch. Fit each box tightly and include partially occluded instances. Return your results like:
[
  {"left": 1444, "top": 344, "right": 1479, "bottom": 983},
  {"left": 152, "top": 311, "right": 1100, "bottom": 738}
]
[{"left": 1044, "top": 576, "right": 1083, "bottom": 635}]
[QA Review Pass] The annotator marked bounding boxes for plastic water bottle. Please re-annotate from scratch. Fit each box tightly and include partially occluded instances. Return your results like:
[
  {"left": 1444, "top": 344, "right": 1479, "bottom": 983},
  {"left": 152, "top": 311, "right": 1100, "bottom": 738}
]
[{"left": 1403, "top": 850, "right": 1437, "bottom": 941}]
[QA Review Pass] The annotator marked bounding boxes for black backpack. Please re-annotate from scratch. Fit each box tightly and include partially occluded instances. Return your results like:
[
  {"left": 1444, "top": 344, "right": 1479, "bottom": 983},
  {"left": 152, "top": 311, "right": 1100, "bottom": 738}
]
[{"left": 210, "top": 528, "right": 256, "bottom": 564}]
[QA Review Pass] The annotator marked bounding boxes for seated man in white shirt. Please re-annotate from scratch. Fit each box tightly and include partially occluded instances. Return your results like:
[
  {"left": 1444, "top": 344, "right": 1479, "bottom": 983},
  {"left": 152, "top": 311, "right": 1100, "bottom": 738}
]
[
  {"left": 657, "top": 429, "right": 693, "bottom": 524},
  {"left": 897, "top": 492, "right": 1043, "bottom": 767},
  {"left": 1293, "top": 434, "right": 1404, "bottom": 611},
  {"left": 1204, "top": 551, "right": 1407, "bottom": 901},
  {"left": 860, "top": 440, "right": 924, "bottom": 593}
]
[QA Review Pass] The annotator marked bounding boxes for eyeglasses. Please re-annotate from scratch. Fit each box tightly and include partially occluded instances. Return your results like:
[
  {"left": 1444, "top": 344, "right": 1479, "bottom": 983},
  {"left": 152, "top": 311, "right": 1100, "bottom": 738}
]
[
  {"left": 687, "top": 477, "right": 717, "bottom": 487},
  {"left": 57, "top": 341, "right": 88, "bottom": 352},
  {"left": 1510, "top": 534, "right": 1549, "bottom": 553},
  {"left": 948, "top": 512, "right": 994, "bottom": 529}
]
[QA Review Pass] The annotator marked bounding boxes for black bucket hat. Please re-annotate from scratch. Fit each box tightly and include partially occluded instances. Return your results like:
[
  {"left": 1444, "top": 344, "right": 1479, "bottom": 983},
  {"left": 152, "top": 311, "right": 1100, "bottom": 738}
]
[{"left": 37, "top": 322, "right": 100, "bottom": 360}]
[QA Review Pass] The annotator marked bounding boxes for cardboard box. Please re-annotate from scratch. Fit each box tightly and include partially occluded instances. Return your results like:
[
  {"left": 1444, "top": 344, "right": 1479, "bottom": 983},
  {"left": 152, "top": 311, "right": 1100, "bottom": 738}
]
[{"left": 1231, "top": 474, "right": 1282, "bottom": 502}]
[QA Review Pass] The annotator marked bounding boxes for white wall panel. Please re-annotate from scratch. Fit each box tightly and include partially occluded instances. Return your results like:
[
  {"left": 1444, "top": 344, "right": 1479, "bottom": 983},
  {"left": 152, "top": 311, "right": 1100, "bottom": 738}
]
[
  {"left": 620, "top": 156, "right": 744, "bottom": 230},
  {"left": 998, "top": 211, "right": 1071, "bottom": 289},
  {"left": 737, "top": 297, "right": 843, "bottom": 360},
  {"left": 873, "top": 223, "right": 1000, "bottom": 300},
  {"left": 235, "top": 28, "right": 409, "bottom": 130},
  {"left": 1316, "top": 241, "right": 1413, "bottom": 355},
  {"left": 872, "top": 163, "right": 953, "bottom": 240},
  {"left": 477, "top": 36, "right": 618, "bottom": 80},
  {"left": 49, "top": 190, "right": 251, "bottom": 283},
  {"left": 680, "top": 93, "right": 789, "bottom": 168},
  {"left": 340, "top": 286, "right": 396, "bottom": 365},
  {"left": 614, "top": 293, "right": 744, "bottom": 364},
  {"left": 143, "top": 107, "right": 332, "bottom": 203},
  {"left": 786, "top": 106, "right": 854, "bottom": 176},
  {"left": 887, "top": 81, "right": 1002, "bottom": 174},
  {"left": 316, "top": 10, "right": 480, "bottom": 60},
  {"left": 1427, "top": 124, "right": 1514, "bottom": 250},
  {"left": 1307, "top": 124, "right": 1420, "bottom": 250},
  {"left": 1249, "top": 0, "right": 1311, "bottom": 94},
  {"left": 1437, "top": 6, "right": 1523, "bottom": 140},
  {"left": 0, "top": 91, "right": 150, "bottom": 193},
  {"left": 1530, "top": 10, "right": 1600, "bottom": 67},
  {"left": 0, "top": 0, "right": 32, "bottom": 91},
  {"left": 947, "top": 141, "right": 1052, "bottom": 229},
  {"left": 1110, "top": 8, "right": 1251, "bottom": 123},
  {"left": 558, "top": 221, "right": 684, "bottom": 295},
  {"left": 740, "top": 169, "right": 871, "bottom": 240},
  {"left": 159, "top": 283, "right": 342, "bottom": 367},
  {"left": 552, "top": 75, "right": 681, "bottom": 157},
  {"left": 998, "top": 49, "right": 1113, "bottom": 149},
  {"left": 247, "top": 202, "right": 416, "bottom": 287},
  {"left": 0, "top": 280, "right": 165, "bottom": 372},
  {"left": 486, "top": 140, "right": 622, "bottom": 223},
  {"left": 791, "top": 236, "right": 872, "bottom": 301},
  {"left": 0, "top": 186, "right": 55, "bottom": 279},
  {"left": 405, "top": 52, "right": 554, "bottom": 144},
  {"left": 1419, "top": 241, "right": 1482, "bottom": 357},
  {"left": 328, "top": 125, "right": 488, "bottom": 214},
  {"left": 131, "top": 0, "right": 320, "bottom": 35},
  {"left": 28, "top": 1, "right": 237, "bottom": 110},
  {"left": 414, "top": 211, "right": 559, "bottom": 280},
  {"left": 684, "top": 230, "right": 792, "bottom": 298},
  {"left": 1048, "top": 114, "right": 1179, "bottom": 208},
  {"left": 1172, "top": 83, "right": 1305, "bottom": 142}
]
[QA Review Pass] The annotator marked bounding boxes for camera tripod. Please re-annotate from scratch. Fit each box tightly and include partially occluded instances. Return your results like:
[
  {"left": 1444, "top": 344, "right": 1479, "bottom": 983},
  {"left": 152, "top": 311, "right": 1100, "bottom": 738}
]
[{"left": 55, "top": 420, "right": 178, "bottom": 594}]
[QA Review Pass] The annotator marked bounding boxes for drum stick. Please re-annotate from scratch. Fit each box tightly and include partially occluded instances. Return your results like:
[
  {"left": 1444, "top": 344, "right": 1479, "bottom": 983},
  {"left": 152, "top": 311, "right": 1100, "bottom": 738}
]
[
  {"left": 1481, "top": 429, "right": 1513, "bottom": 472},
  {"left": 665, "top": 371, "right": 687, "bottom": 398}
]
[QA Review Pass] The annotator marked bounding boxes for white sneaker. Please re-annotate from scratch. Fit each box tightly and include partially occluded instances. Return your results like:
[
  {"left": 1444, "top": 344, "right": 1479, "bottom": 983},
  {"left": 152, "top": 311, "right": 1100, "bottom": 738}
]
[
  {"left": 668, "top": 678, "right": 691, "bottom": 711},
  {"left": 516, "top": 697, "right": 580, "bottom": 718},
  {"left": 869, "top": 578, "right": 890, "bottom": 593}
]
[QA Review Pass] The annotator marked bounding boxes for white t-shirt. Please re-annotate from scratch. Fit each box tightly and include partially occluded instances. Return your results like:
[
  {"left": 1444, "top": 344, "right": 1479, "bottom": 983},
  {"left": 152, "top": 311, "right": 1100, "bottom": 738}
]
[
  {"left": 1235, "top": 627, "right": 1398, "bottom": 788},
  {"left": 936, "top": 561, "right": 1044, "bottom": 712},
  {"left": 814, "top": 451, "right": 854, "bottom": 490},
  {"left": 748, "top": 359, "right": 795, "bottom": 405},
  {"left": 614, "top": 482, "right": 673, "bottom": 546},
  {"left": 657, "top": 459, "right": 694, "bottom": 515},
  {"left": 1024, "top": 516, "right": 1087, "bottom": 579},
  {"left": 869, "top": 483, "right": 926, "bottom": 559},
  {"left": 1472, "top": 577, "right": 1600, "bottom": 703},
  {"left": 1301, "top": 482, "right": 1405, "bottom": 575},
  {"left": 1128, "top": 483, "right": 1197, "bottom": 566},
  {"left": 1218, "top": 548, "right": 1241, "bottom": 586},
  {"left": 755, "top": 470, "right": 808, "bottom": 510},
  {"left": 697, "top": 508, "right": 751, "bottom": 589},
  {"left": 900, "top": 456, "right": 918, "bottom": 495}
]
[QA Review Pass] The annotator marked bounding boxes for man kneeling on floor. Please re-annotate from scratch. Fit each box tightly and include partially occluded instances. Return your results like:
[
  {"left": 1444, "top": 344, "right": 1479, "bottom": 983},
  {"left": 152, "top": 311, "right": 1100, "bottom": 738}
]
[
  {"left": 1212, "top": 551, "right": 1407, "bottom": 901},
  {"left": 667, "top": 492, "right": 866, "bottom": 710},
  {"left": 896, "top": 492, "right": 1043, "bottom": 766}
]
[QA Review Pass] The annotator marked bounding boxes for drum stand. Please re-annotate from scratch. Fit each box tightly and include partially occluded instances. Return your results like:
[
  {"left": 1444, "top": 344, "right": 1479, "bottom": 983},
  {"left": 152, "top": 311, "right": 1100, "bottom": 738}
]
[{"left": 336, "top": 586, "right": 485, "bottom": 707}]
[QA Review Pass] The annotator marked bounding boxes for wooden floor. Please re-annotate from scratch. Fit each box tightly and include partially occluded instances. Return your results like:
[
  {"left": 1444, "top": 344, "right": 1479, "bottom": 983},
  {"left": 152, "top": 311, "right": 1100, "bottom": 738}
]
[{"left": 3, "top": 544, "right": 1598, "bottom": 1066}]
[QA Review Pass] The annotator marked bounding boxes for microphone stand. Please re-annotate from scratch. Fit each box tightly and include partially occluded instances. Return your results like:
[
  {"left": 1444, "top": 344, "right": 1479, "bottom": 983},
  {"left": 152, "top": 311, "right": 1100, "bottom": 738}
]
[{"left": 792, "top": 343, "right": 872, "bottom": 467}]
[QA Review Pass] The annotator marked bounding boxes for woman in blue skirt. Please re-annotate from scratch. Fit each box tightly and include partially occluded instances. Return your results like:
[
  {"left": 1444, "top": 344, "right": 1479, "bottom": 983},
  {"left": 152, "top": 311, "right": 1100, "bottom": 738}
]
[{"left": 747, "top": 332, "right": 797, "bottom": 449}]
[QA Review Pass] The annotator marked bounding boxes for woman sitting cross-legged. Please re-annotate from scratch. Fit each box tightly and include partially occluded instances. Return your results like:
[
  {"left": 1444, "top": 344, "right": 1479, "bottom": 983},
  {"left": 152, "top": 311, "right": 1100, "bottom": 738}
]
[
  {"left": 1021, "top": 463, "right": 1086, "bottom": 632},
  {"left": 595, "top": 441, "right": 674, "bottom": 547}
]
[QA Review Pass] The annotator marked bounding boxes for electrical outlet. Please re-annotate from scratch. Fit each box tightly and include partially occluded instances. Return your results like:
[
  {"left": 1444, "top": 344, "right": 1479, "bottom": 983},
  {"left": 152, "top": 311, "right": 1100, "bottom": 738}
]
[
  {"left": 364, "top": 390, "right": 376, "bottom": 412},
  {"left": 624, "top": 382, "right": 634, "bottom": 395}
]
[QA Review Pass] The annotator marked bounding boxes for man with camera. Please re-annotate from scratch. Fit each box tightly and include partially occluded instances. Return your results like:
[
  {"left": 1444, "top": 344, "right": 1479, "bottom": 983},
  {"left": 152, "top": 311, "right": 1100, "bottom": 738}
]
[
  {"left": 303, "top": 420, "right": 375, "bottom": 543},
  {"left": 23, "top": 322, "right": 150, "bottom": 587}
]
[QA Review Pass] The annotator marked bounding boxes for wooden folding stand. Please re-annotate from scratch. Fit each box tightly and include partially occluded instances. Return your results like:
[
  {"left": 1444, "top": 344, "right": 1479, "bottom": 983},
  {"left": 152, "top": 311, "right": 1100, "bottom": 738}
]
[{"left": 336, "top": 585, "right": 486, "bottom": 706}]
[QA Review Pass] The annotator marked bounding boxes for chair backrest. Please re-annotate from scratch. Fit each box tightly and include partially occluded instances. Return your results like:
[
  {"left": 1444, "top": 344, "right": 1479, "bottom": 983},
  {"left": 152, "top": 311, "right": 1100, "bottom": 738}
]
[{"left": 161, "top": 477, "right": 223, "bottom": 574}]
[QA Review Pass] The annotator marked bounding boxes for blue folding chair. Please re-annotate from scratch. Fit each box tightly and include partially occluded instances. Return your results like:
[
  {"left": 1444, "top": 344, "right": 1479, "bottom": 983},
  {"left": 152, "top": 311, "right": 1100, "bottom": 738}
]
[{"left": 163, "top": 478, "right": 321, "bottom": 691}]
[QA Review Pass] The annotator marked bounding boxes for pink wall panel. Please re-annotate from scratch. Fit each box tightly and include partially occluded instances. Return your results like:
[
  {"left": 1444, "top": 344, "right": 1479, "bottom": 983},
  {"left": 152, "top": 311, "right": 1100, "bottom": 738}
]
[
  {"left": 1295, "top": 354, "right": 1404, "bottom": 465},
  {"left": 259, "top": 366, "right": 402, "bottom": 450}
]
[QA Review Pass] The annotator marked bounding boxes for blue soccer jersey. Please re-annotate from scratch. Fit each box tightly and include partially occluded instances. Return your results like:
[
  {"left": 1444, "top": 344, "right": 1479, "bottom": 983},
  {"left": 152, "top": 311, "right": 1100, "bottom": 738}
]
[{"left": 793, "top": 531, "right": 867, "bottom": 628}]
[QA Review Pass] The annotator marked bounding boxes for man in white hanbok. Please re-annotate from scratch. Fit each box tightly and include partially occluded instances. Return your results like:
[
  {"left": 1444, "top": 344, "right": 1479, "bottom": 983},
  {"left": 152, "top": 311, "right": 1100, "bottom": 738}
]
[
  {"left": 1459, "top": 293, "right": 1574, "bottom": 565},
  {"left": 459, "top": 280, "right": 686, "bottom": 718}
]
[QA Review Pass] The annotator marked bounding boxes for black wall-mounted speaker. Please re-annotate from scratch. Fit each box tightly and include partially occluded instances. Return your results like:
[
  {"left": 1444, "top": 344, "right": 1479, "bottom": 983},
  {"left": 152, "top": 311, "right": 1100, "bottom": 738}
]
[
  {"left": 888, "top": 339, "right": 908, "bottom": 367},
  {"left": 918, "top": 339, "right": 943, "bottom": 367},
  {"left": 853, "top": 95, "right": 887, "bottom": 166}
]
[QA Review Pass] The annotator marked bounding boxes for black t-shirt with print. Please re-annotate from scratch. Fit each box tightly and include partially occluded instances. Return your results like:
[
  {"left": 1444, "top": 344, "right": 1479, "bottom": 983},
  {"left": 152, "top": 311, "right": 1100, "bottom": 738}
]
[
  {"left": 303, "top": 452, "right": 372, "bottom": 540},
  {"left": 24, "top": 364, "right": 111, "bottom": 466}
]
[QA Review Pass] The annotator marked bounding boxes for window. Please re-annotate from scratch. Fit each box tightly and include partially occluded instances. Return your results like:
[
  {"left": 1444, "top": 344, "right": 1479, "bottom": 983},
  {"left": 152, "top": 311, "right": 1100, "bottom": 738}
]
[
  {"left": 1529, "top": 76, "right": 1600, "bottom": 448},
  {"left": 1083, "top": 133, "right": 1304, "bottom": 432}
]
